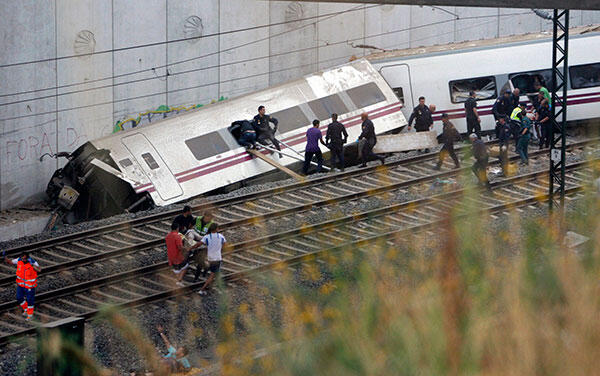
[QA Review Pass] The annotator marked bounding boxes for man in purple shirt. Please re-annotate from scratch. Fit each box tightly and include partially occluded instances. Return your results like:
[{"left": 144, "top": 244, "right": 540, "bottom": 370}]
[{"left": 303, "top": 119, "right": 326, "bottom": 174}]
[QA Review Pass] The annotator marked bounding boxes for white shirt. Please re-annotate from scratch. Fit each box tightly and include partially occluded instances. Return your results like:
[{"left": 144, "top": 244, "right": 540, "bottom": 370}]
[
  {"left": 201, "top": 233, "right": 226, "bottom": 262},
  {"left": 12, "top": 258, "right": 39, "bottom": 267},
  {"left": 184, "top": 229, "right": 202, "bottom": 247}
]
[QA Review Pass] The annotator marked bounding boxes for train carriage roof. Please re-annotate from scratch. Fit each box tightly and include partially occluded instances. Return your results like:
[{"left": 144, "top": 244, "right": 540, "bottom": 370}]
[{"left": 366, "top": 25, "right": 600, "bottom": 63}]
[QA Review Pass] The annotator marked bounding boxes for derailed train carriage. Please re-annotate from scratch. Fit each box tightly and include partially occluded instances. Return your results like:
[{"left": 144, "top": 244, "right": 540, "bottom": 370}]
[{"left": 46, "top": 60, "right": 407, "bottom": 222}]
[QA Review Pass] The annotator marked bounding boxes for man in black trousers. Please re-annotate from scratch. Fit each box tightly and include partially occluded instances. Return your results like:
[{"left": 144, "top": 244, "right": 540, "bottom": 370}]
[
  {"left": 358, "top": 113, "right": 385, "bottom": 168},
  {"left": 325, "top": 113, "right": 348, "bottom": 172}
]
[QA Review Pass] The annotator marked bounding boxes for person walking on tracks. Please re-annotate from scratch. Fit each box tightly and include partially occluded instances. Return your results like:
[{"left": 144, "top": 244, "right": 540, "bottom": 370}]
[
  {"left": 469, "top": 134, "right": 491, "bottom": 189},
  {"left": 254, "top": 105, "right": 281, "bottom": 157},
  {"left": 434, "top": 113, "right": 461, "bottom": 170},
  {"left": 193, "top": 212, "right": 214, "bottom": 282},
  {"left": 325, "top": 113, "right": 348, "bottom": 172},
  {"left": 358, "top": 113, "right": 385, "bottom": 168},
  {"left": 4, "top": 251, "right": 41, "bottom": 321},
  {"left": 303, "top": 119, "right": 326, "bottom": 174},
  {"left": 197, "top": 223, "right": 226, "bottom": 295},
  {"left": 166, "top": 222, "right": 190, "bottom": 287},
  {"left": 464, "top": 91, "right": 481, "bottom": 138}
]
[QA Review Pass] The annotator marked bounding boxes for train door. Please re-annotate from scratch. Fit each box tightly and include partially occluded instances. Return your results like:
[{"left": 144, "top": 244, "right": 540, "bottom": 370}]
[
  {"left": 121, "top": 133, "right": 183, "bottom": 202},
  {"left": 379, "top": 64, "right": 414, "bottom": 115}
]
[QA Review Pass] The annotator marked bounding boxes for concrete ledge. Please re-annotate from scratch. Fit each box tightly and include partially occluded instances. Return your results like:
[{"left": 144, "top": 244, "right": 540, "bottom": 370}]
[
  {"left": 296, "top": 0, "right": 600, "bottom": 10},
  {"left": 0, "top": 210, "right": 51, "bottom": 242}
]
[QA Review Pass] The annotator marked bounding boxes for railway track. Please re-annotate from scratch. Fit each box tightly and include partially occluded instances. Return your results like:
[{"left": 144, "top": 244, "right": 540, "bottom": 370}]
[
  {"left": 0, "top": 156, "right": 595, "bottom": 344},
  {"left": 0, "top": 139, "right": 596, "bottom": 300}
]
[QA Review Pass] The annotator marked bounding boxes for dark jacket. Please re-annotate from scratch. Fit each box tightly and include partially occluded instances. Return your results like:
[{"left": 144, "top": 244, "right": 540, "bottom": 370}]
[
  {"left": 326, "top": 121, "right": 348, "bottom": 147},
  {"left": 497, "top": 122, "right": 512, "bottom": 146},
  {"left": 441, "top": 121, "right": 461, "bottom": 145},
  {"left": 231, "top": 120, "right": 256, "bottom": 134},
  {"left": 464, "top": 97, "right": 478, "bottom": 120},
  {"left": 408, "top": 104, "right": 433, "bottom": 131},
  {"left": 472, "top": 139, "right": 488, "bottom": 162},
  {"left": 510, "top": 93, "right": 520, "bottom": 110},
  {"left": 253, "top": 114, "right": 278, "bottom": 134},
  {"left": 492, "top": 97, "right": 512, "bottom": 119},
  {"left": 359, "top": 119, "right": 376, "bottom": 144}
]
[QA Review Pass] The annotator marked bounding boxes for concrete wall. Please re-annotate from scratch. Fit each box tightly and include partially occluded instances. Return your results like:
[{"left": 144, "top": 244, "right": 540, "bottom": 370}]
[{"left": 1, "top": 0, "right": 599, "bottom": 210}]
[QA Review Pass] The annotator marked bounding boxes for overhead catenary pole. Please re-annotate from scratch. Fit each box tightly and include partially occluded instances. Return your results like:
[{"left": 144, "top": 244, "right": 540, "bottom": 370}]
[{"left": 548, "top": 9, "right": 569, "bottom": 213}]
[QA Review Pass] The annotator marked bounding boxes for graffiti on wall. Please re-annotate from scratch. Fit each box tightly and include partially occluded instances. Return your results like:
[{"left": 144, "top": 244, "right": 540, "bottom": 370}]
[{"left": 113, "top": 96, "right": 227, "bottom": 133}]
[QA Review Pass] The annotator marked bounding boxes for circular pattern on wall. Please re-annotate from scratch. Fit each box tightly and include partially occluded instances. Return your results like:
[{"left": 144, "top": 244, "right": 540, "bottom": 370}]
[
  {"left": 285, "top": 2, "right": 305, "bottom": 29},
  {"left": 73, "top": 30, "right": 96, "bottom": 57},
  {"left": 184, "top": 15, "right": 204, "bottom": 43}
]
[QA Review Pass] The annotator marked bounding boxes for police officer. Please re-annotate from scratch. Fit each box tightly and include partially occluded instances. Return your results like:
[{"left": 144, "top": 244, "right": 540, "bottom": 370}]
[
  {"left": 4, "top": 252, "right": 41, "bottom": 321},
  {"left": 464, "top": 91, "right": 481, "bottom": 138},
  {"left": 408, "top": 96, "right": 433, "bottom": 133},
  {"left": 231, "top": 120, "right": 257, "bottom": 149},
  {"left": 537, "top": 99, "right": 552, "bottom": 149},
  {"left": 469, "top": 134, "right": 491, "bottom": 189},
  {"left": 254, "top": 106, "right": 281, "bottom": 157},
  {"left": 325, "top": 113, "right": 348, "bottom": 172},
  {"left": 358, "top": 113, "right": 385, "bottom": 168},
  {"left": 492, "top": 90, "right": 512, "bottom": 121},
  {"left": 434, "top": 113, "right": 461, "bottom": 170},
  {"left": 193, "top": 212, "right": 214, "bottom": 282}
]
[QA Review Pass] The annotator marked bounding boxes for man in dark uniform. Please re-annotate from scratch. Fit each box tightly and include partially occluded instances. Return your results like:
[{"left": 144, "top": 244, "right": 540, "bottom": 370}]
[
  {"left": 469, "top": 134, "right": 491, "bottom": 189},
  {"left": 358, "top": 113, "right": 385, "bottom": 168},
  {"left": 492, "top": 90, "right": 512, "bottom": 121},
  {"left": 434, "top": 113, "right": 461, "bottom": 170},
  {"left": 253, "top": 105, "right": 281, "bottom": 157},
  {"left": 496, "top": 117, "right": 512, "bottom": 176},
  {"left": 537, "top": 99, "right": 552, "bottom": 149},
  {"left": 464, "top": 91, "right": 481, "bottom": 138},
  {"left": 325, "top": 113, "right": 348, "bottom": 172},
  {"left": 408, "top": 96, "right": 434, "bottom": 152},
  {"left": 231, "top": 120, "right": 257, "bottom": 149}
]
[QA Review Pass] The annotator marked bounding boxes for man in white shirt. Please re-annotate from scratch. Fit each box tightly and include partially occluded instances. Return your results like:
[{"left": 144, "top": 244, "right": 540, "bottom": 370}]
[{"left": 197, "top": 223, "right": 226, "bottom": 295}]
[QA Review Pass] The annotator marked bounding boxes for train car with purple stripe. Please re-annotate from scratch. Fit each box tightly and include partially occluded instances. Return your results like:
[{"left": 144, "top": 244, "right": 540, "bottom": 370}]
[
  {"left": 45, "top": 59, "right": 406, "bottom": 222},
  {"left": 368, "top": 25, "right": 600, "bottom": 133}
]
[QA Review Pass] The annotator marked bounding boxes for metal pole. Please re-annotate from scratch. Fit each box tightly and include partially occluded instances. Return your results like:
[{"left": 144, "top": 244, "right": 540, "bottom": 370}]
[{"left": 549, "top": 9, "right": 569, "bottom": 212}]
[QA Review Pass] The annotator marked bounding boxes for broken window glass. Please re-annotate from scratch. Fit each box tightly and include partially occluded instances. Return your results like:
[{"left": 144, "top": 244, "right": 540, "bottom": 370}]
[
  {"left": 509, "top": 69, "right": 554, "bottom": 95},
  {"left": 449, "top": 76, "right": 497, "bottom": 103}
]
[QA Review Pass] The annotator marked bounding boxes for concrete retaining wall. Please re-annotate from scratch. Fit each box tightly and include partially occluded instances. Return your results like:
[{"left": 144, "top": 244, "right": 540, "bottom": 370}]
[{"left": 1, "top": 0, "right": 599, "bottom": 210}]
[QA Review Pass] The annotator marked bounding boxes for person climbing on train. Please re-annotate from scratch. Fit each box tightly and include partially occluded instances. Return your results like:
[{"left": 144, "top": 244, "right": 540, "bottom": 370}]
[
  {"left": 358, "top": 113, "right": 385, "bottom": 168},
  {"left": 4, "top": 251, "right": 41, "bottom": 321},
  {"left": 469, "top": 133, "right": 491, "bottom": 189},
  {"left": 231, "top": 119, "right": 257, "bottom": 149},
  {"left": 254, "top": 105, "right": 281, "bottom": 157},
  {"left": 166, "top": 222, "right": 190, "bottom": 287},
  {"left": 303, "top": 119, "right": 326, "bottom": 175},
  {"left": 197, "top": 223, "right": 226, "bottom": 296},
  {"left": 516, "top": 111, "right": 532, "bottom": 166},
  {"left": 434, "top": 113, "right": 461, "bottom": 170},
  {"left": 325, "top": 113, "right": 348, "bottom": 172},
  {"left": 193, "top": 212, "right": 214, "bottom": 281}
]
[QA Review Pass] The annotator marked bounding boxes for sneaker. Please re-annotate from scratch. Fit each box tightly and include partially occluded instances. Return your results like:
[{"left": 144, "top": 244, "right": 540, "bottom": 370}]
[
  {"left": 197, "top": 290, "right": 207, "bottom": 296},
  {"left": 176, "top": 281, "right": 185, "bottom": 287}
]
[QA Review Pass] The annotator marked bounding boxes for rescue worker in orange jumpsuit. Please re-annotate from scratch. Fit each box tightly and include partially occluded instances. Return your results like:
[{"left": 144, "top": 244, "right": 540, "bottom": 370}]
[{"left": 4, "top": 251, "right": 41, "bottom": 321}]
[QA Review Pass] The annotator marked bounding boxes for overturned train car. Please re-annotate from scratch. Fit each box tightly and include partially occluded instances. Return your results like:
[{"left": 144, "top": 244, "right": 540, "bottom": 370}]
[{"left": 46, "top": 59, "right": 407, "bottom": 222}]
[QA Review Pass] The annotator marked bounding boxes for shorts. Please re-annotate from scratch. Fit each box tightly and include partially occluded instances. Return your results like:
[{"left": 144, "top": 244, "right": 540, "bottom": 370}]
[
  {"left": 172, "top": 262, "right": 189, "bottom": 274},
  {"left": 208, "top": 261, "right": 221, "bottom": 274}
]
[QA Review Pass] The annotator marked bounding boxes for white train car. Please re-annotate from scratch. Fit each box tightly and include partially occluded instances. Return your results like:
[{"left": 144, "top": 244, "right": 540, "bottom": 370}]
[
  {"left": 46, "top": 60, "right": 406, "bottom": 221},
  {"left": 368, "top": 26, "right": 600, "bottom": 133}
]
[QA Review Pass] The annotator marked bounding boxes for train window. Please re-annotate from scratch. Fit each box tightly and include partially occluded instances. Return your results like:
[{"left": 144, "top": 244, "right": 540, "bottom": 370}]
[
  {"left": 119, "top": 158, "right": 133, "bottom": 168},
  {"left": 449, "top": 76, "right": 497, "bottom": 103},
  {"left": 392, "top": 87, "right": 404, "bottom": 104},
  {"left": 509, "top": 69, "right": 554, "bottom": 94},
  {"left": 185, "top": 132, "right": 230, "bottom": 161},
  {"left": 570, "top": 63, "right": 600, "bottom": 89},
  {"left": 271, "top": 106, "right": 310, "bottom": 134},
  {"left": 346, "top": 82, "right": 386, "bottom": 109},
  {"left": 141, "top": 153, "right": 160, "bottom": 170},
  {"left": 308, "top": 94, "right": 349, "bottom": 121}
]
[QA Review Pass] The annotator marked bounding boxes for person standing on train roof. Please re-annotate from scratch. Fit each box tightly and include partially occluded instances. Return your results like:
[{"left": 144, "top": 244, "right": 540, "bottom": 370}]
[
  {"left": 434, "top": 113, "right": 461, "bottom": 170},
  {"left": 172, "top": 206, "right": 194, "bottom": 231},
  {"left": 464, "top": 91, "right": 481, "bottom": 139},
  {"left": 303, "top": 120, "right": 326, "bottom": 174},
  {"left": 325, "top": 113, "right": 348, "bottom": 172},
  {"left": 4, "top": 251, "right": 41, "bottom": 321},
  {"left": 358, "top": 113, "right": 385, "bottom": 168},
  {"left": 197, "top": 223, "right": 226, "bottom": 296},
  {"left": 254, "top": 105, "right": 282, "bottom": 158},
  {"left": 166, "top": 222, "right": 190, "bottom": 287}
]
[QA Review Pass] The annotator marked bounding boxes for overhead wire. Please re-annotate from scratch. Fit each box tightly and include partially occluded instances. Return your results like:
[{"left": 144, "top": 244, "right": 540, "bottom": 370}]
[{"left": 0, "top": 11, "right": 525, "bottom": 123}]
